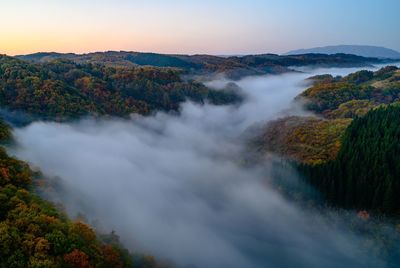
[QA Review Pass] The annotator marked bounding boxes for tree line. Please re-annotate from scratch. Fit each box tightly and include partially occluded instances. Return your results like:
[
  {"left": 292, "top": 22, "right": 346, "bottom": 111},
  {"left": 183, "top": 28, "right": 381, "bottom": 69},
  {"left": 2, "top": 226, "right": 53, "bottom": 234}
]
[
  {"left": 300, "top": 104, "right": 400, "bottom": 214},
  {"left": 0, "top": 55, "right": 241, "bottom": 121}
]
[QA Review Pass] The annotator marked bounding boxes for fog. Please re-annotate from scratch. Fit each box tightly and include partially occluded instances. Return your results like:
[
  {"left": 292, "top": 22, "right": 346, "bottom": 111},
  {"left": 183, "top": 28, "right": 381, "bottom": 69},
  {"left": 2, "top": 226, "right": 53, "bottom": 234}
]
[{"left": 10, "top": 66, "right": 394, "bottom": 267}]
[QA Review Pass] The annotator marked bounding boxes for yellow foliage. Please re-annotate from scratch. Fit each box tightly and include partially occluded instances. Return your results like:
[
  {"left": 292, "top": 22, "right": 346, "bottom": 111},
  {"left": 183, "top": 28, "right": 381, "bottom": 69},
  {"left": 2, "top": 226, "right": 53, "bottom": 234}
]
[{"left": 257, "top": 116, "right": 351, "bottom": 164}]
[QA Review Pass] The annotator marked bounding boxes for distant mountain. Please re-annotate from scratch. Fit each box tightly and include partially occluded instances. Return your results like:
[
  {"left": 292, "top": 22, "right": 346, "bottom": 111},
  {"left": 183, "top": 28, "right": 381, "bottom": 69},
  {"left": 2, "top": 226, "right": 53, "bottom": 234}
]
[{"left": 286, "top": 45, "right": 400, "bottom": 59}]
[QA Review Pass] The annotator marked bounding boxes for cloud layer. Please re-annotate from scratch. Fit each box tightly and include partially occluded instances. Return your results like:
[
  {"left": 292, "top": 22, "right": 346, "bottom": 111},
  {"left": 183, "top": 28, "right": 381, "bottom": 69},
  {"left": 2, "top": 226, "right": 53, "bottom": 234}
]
[{"left": 11, "top": 68, "right": 390, "bottom": 267}]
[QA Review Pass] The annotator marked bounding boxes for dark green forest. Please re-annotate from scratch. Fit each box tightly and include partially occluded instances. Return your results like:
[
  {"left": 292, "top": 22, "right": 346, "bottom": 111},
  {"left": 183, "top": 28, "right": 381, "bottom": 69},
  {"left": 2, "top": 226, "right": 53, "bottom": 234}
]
[
  {"left": 257, "top": 66, "right": 400, "bottom": 214},
  {"left": 300, "top": 104, "right": 400, "bottom": 214}
]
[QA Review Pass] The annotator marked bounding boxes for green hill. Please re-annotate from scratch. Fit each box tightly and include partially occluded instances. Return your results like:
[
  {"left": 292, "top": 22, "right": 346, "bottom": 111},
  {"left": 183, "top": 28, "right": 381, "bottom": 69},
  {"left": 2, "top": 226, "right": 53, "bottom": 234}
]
[
  {"left": 300, "top": 66, "right": 400, "bottom": 118},
  {"left": 17, "top": 51, "right": 386, "bottom": 80},
  {"left": 256, "top": 66, "right": 400, "bottom": 213},
  {"left": 0, "top": 55, "right": 240, "bottom": 121}
]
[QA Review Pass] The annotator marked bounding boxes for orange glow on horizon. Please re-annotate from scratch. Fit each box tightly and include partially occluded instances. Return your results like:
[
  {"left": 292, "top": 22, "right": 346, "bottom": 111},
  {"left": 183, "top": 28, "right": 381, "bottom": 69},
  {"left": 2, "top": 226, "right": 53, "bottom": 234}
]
[{"left": 1, "top": 0, "right": 398, "bottom": 56}]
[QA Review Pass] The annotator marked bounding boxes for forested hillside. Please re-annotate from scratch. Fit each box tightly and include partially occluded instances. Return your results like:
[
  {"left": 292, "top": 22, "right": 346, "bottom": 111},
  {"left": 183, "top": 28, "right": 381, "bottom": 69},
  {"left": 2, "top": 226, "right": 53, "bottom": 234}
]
[
  {"left": 0, "top": 121, "right": 161, "bottom": 267},
  {"left": 259, "top": 66, "right": 400, "bottom": 164},
  {"left": 256, "top": 66, "right": 400, "bottom": 213},
  {"left": 301, "top": 105, "right": 400, "bottom": 214},
  {"left": 0, "top": 55, "right": 240, "bottom": 121},
  {"left": 253, "top": 116, "right": 351, "bottom": 165},
  {"left": 300, "top": 66, "right": 400, "bottom": 117},
  {"left": 17, "top": 51, "right": 386, "bottom": 80}
]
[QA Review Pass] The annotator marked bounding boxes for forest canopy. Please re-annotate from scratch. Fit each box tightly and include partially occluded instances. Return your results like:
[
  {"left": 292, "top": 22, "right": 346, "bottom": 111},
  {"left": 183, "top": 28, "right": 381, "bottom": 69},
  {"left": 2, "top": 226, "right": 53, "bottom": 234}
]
[
  {"left": 256, "top": 66, "right": 400, "bottom": 213},
  {"left": 300, "top": 66, "right": 400, "bottom": 117},
  {"left": 301, "top": 104, "right": 400, "bottom": 214},
  {"left": 0, "top": 55, "right": 241, "bottom": 121}
]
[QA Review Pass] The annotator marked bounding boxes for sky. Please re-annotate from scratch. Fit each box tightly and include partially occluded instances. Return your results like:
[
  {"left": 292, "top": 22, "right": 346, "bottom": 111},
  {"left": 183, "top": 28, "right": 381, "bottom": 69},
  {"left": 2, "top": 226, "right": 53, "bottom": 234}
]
[{"left": 0, "top": 0, "right": 399, "bottom": 56}]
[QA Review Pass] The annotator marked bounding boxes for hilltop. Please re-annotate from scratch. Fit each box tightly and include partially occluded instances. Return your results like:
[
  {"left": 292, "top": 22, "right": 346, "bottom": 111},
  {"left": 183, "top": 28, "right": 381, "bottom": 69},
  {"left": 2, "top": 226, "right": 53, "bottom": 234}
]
[
  {"left": 0, "top": 55, "right": 241, "bottom": 122},
  {"left": 286, "top": 45, "right": 400, "bottom": 59},
  {"left": 256, "top": 65, "right": 400, "bottom": 165},
  {"left": 16, "top": 51, "right": 387, "bottom": 80}
]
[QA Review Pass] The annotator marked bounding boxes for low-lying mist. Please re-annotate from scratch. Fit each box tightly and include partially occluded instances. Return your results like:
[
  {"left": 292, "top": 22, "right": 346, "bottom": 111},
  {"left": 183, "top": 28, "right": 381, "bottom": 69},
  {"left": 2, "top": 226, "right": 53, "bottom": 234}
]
[{"left": 10, "top": 67, "right": 395, "bottom": 267}]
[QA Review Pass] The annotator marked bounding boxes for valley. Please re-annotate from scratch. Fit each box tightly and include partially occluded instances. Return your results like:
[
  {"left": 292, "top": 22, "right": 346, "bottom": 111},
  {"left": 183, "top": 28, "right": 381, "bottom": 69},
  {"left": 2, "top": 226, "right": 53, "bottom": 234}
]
[
  {"left": 2, "top": 1, "right": 400, "bottom": 267},
  {"left": 0, "top": 52, "right": 399, "bottom": 267}
]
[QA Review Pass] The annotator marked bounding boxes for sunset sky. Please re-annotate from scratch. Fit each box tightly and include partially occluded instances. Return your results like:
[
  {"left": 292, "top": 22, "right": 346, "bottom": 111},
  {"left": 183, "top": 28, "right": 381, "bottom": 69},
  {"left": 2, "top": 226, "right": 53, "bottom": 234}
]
[{"left": 1, "top": 0, "right": 399, "bottom": 56}]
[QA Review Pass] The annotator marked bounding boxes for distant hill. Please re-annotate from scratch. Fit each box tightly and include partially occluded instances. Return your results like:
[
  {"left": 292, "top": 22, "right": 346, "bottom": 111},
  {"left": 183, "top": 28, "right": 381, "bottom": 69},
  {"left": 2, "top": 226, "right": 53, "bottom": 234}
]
[
  {"left": 0, "top": 55, "right": 241, "bottom": 121},
  {"left": 286, "top": 45, "right": 400, "bottom": 59},
  {"left": 17, "top": 52, "right": 76, "bottom": 62},
  {"left": 16, "top": 51, "right": 386, "bottom": 80}
]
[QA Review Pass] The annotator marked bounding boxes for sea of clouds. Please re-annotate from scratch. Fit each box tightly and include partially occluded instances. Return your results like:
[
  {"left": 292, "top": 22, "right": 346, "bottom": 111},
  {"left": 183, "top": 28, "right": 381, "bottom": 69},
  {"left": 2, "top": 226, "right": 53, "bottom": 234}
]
[{"left": 10, "top": 65, "right": 397, "bottom": 268}]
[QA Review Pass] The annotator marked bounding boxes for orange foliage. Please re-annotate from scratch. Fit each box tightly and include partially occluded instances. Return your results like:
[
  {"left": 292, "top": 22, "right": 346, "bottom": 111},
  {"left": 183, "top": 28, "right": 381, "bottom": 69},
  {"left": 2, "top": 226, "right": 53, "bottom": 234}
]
[
  {"left": 257, "top": 116, "right": 351, "bottom": 164},
  {"left": 63, "top": 249, "right": 92, "bottom": 268},
  {"left": 71, "top": 221, "right": 97, "bottom": 242},
  {"left": 0, "top": 167, "right": 9, "bottom": 180},
  {"left": 34, "top": 237, "right": 50, "bottom": 256},
  {"left": 101, "top": 245, "right": 123, "bottom": 268}
]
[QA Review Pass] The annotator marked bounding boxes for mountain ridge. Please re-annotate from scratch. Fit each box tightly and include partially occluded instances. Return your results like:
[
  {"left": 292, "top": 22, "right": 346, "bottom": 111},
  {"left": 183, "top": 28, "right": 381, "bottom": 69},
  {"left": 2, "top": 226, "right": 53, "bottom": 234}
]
[
  {"left": 286, "top": 45, "right": 400, "bottom": 59},
  {"left": 15, "top": 51, "right": 388, "bottom": 80}
]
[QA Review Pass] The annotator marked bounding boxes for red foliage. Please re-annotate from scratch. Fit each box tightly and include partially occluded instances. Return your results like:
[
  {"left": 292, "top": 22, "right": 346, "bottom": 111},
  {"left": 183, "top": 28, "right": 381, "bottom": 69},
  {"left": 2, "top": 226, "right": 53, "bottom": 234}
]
[
  {"left": 63, "top": 249, "right": 92, "bottom": 268},
  {"left": 101, "top": 245, "right": 123, "bottom": 268}
]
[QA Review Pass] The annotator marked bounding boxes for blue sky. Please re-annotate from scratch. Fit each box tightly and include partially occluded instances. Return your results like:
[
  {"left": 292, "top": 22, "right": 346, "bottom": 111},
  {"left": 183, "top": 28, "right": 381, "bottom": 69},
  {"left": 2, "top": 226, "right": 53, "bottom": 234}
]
[{"left": 1, "top": 0, "right": 399, "bottom": 55}]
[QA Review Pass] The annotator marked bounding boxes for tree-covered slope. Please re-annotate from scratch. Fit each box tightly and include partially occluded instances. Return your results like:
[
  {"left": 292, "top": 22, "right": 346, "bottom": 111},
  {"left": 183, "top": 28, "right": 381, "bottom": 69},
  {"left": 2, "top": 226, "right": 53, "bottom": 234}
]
[
  {"left": 0, "top": 55, "right": 240, "bottom": 121},
  {"left": 256, "top": 66, "right": 400, "bottom": 164},
  {"left": 255, "top": 67, "right": 400, "bottom": 213},
  {"left": 300, "top": 66, "right": 400, "bottom": 118},
  {"left": 253, "top": 116, "right": 351, "bottom": 164},
  {"left": 0, "top": 120, "right": 163, "bottom": 267},
  {"left": 17, "top": 51, "right": 386, "bottom": 80},
  {"left": 301, "top": 105, "right": 400, "bottom": 214}
]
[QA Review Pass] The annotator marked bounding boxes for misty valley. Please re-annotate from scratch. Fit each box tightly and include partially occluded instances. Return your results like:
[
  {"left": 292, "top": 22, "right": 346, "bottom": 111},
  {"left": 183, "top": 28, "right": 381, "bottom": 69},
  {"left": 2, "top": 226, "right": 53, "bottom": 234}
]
[{"left": 0, "top": 50, "right": 399, "bottom": 268}]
